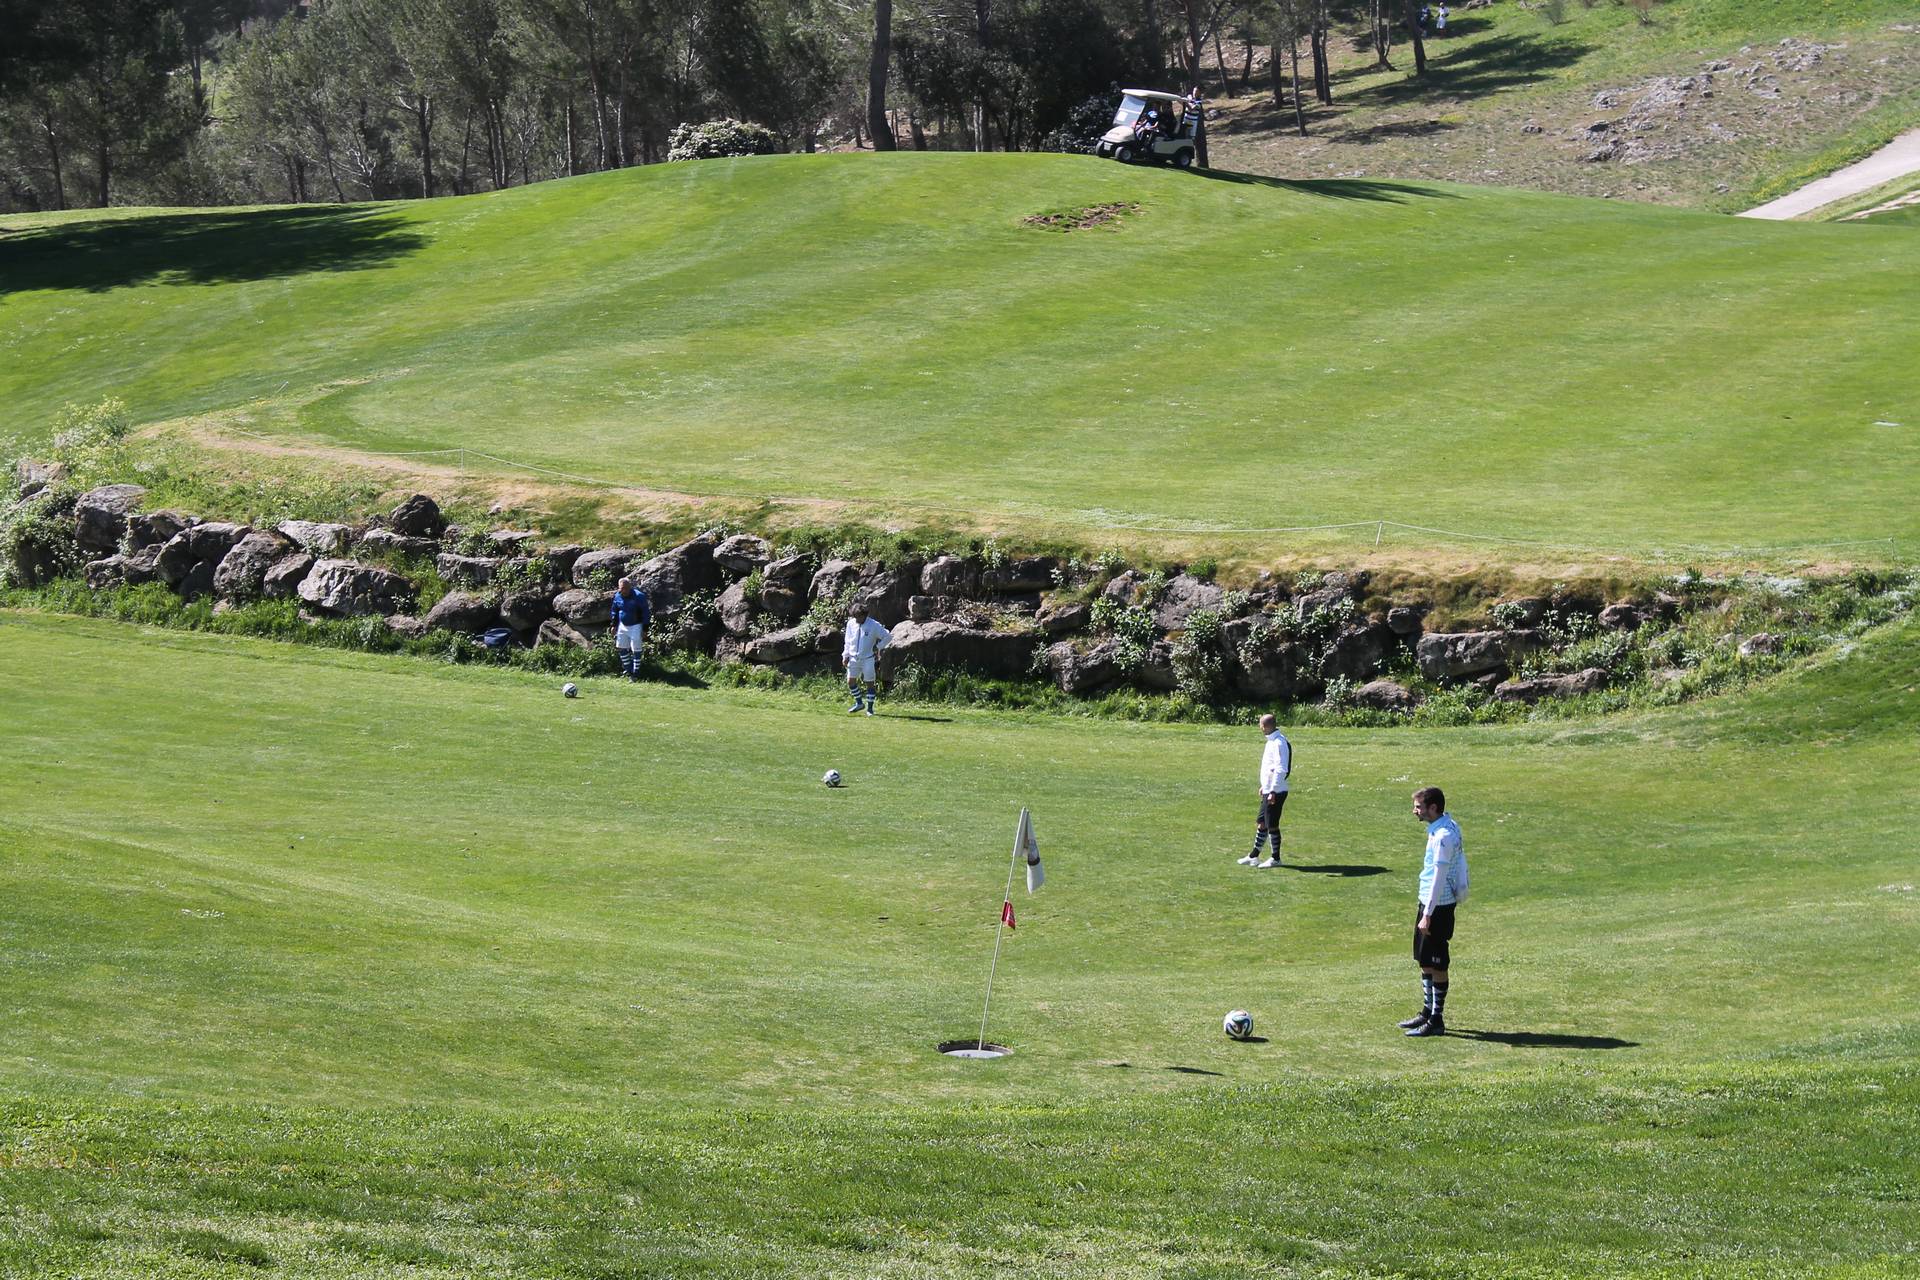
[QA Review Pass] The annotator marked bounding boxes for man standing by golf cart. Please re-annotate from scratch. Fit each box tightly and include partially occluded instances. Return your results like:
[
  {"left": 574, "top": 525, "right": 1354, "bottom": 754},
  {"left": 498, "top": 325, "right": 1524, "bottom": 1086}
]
[
  {"left": 609, "top": 576, "right": 650, "bottom": 681},
  {"left": 841, "top": 603, "right": 892, "bottom": 716}
]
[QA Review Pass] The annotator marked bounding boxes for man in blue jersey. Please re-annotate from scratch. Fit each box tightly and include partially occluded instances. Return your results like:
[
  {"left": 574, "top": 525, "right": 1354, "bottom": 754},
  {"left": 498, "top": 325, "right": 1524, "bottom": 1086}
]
[
  {"left": 1238, "top": 713, "right": 1291, "bottom": 868},
  {"left": 609, "top": 576, "right": 651, "bottom": 681},
  {"left": 1402, "top": 785, "right": 1467, "bottom": 1037}
]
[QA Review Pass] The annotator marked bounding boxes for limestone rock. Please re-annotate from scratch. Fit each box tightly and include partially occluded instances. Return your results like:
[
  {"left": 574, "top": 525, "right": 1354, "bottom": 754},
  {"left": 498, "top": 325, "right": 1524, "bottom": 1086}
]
[
  {"left": 744, "top": 624, "right": 823, "bottom": 664},
  {"left": 436, "top": 553, "right": 503, "bottom": 588},
  {"left": 920, "top": 555, "right": 978, "bottom": 597},
  {"left": 552, "top": 588, "right": 612, "bottom": 629},
  {"left": 1415, "top": 629, "right": 1546, "bottom": 680},
  {"left": 389, "top": 494, "right": 447, "bottom": 539},
  {"left": 981, "top": 556, "right": 1057, "bottom": 593},
  {"left": 1154, "top": 574, "right": 1226, "bottom": 630},
  {"left": 127, "top": 510, "right": 190, "bottom": 550},
  {"left": 1354, "top": 679, "right": 1419, "bottom": 711},
  {"left": 630, "top": 533, "right": 723, "bottom": 613},
  {"left": 1036, "top": 598, "right": 1092, "bottom": 635},
  {"left": 570, "top": 547, "right": 643, "bottom": 587},
  {"left": 881, "top": 620, "right": 1039, "bottom": 680},
  {"left": 536, "top": 618, "right": 593, "bottom": 650},
  {"left": 1386, "top": 605, "right": 1425, "bottom": 636},
  {"left": 714, "top": 533, "right": 771, "bottom": 575},
  {"left": 1494, "top": 667, "right": 1609, "bottom": 703},
  {"left": 72, "top": 484, "right": 147, "bottom": 553},
  {"left": 156, "top": 522, "right": 248, "bottom": 587},
  {"left": 356, "top": 528, "right": 438, "bottom": 558},
  {"left": 1739, "top": 632, "right": 1781, "bottom": 657},
  {"left": 277, "top": 520, "right": 354, "bottom": 555},
  {"left": 423, "top": 591, "right": 499, "bottom": 634},
  {"left": 386, "top": 615, "right": 429, "bottom": 640},
  {"left": 1598, "top": 602, "right": 1644, "bottom": 631},
  {"left": 297, "top": 558, "right": 417, "bottom": 617},
  {"left": 1046, "top": 639, "right": 1125, "bottom": 694},
  {"left": 500, "top": 587, "right": 555, "bottom": 632},
  {"left": 262, "top": 552, "right": 316, "bottom": 599},
  {"left": 15, "top": 458, "right": 68, "bottom": 499},
  {"left": 1321, "top": 623, "right": 1391, "bottom": 682},
  {"left": 213, "top": 531, "right": 295, "bottom": 600},
  {"left": 718, "top": 581, "right": 758, "bottom": 635},
  {"left": 809, "top": 558, "right": 861, "bottom": 605}
]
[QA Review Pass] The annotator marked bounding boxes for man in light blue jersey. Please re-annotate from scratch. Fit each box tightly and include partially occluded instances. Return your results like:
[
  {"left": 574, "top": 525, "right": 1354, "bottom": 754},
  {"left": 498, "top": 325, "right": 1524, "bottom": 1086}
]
[
  {"left": 1238, "top": 713, "right": 1291, "bottom": 868},
  {"left": 1402, "top": 785, "right": 1467, "bottom": 1038}
]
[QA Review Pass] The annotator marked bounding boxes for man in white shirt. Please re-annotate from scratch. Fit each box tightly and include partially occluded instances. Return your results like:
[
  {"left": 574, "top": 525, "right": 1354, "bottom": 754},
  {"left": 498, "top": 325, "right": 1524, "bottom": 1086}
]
[
  {"left": 841, "top": 603, "right": 892, "bottom": 717},
  {"left": 1402, "top": 785, "right": 1468, "bottom": 1037},
  {"left": 1237, "top": 713, "right": 1291, "bottom": 869}
]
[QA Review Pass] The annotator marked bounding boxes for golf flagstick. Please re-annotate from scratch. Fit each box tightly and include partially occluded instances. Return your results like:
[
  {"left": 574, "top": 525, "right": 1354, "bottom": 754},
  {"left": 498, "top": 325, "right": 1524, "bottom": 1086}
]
[{"left": 976, "top": 809, "right": 1030, "bottom": 1051}]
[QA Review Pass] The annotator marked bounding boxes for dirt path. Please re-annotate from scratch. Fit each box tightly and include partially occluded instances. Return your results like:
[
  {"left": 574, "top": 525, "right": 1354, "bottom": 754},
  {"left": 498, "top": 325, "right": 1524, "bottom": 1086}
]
[{"left": 1738, "top": 128, "right": 1920, "bottom": 220}]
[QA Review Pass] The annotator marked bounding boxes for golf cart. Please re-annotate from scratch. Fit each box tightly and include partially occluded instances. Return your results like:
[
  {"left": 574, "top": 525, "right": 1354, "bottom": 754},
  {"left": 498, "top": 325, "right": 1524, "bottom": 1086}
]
[{"left": 1095, "top": 90, "right": 1199, "bottom": 168}]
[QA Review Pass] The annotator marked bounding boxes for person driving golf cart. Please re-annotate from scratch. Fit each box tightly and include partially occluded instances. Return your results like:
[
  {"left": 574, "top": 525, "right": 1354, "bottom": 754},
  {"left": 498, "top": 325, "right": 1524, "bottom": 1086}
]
[{"left": 1096, "top": 89, "right": 1198, "bottom": 168}]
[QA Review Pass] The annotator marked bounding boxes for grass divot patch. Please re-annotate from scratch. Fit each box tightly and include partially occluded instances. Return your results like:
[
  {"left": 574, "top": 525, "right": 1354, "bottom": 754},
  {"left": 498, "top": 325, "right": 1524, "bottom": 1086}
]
[{"left": 1020, "top": 201, "right": 1140, "bottom": 231}]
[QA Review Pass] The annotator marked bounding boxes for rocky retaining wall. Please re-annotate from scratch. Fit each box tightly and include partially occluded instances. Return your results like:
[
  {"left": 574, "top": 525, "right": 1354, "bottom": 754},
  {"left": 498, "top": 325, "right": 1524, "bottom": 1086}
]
[{"left": 6, "top": 473, "right": 1712, "bottom": 707}]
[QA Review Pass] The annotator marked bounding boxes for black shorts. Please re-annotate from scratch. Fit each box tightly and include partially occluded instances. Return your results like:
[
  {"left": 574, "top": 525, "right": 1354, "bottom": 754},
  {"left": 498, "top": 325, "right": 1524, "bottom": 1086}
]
[
  {"left": 1256, "top": 791, "right": 1287, "bottom": 831},
  {"left": 1413, "top": 901, "right": 1455, "bottom": 970}
]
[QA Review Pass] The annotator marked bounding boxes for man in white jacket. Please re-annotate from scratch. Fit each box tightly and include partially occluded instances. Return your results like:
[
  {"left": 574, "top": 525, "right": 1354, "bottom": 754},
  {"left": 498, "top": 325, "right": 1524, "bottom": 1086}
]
[
  {"left": 1238, "top": 713, "right": 1292, "bottom": 868},
  {"left": 841, "top": 603, "right": 892, "bottom": 716}
]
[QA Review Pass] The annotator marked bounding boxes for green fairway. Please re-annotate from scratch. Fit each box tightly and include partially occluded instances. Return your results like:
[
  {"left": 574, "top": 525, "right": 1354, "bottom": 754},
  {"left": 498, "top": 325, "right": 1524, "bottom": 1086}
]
[
  {"left": 2, "top": 609, "right": 1916, "bottom": 1275},
  {"left": 3, "top": 155, "right": 1918, "bottom": 558}
]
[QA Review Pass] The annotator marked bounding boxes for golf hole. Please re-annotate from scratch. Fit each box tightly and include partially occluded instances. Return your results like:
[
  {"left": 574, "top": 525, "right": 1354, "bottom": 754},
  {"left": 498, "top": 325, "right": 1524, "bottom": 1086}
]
[{"left": 939, "top": 1040, "right": 1012, "bottom": 1059}]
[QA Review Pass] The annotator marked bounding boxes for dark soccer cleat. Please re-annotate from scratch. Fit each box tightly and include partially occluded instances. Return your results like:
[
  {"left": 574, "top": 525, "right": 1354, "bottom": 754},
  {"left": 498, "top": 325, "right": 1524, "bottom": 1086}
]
[
  {"left": 1397, "top": 1013, "right": 1429, "bottom": 1030},
  {"left": 1405, "top": 1017, "right": 1446, "bottom": 1038}
]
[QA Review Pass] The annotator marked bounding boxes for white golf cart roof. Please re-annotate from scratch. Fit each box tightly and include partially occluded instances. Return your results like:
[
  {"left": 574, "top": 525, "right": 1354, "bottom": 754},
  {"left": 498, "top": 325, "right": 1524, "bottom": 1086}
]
[{"left": 1120, "top": 89, "right": 1190, "bottom": 103}]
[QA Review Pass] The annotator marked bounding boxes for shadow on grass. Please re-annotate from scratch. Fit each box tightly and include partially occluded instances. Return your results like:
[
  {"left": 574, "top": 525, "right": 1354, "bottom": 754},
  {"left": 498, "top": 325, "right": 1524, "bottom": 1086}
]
[
  {"left": 1449, "top": 1028, "right": 1639, "bottom": 1050},
  {"left": 0, "top": 205, "right": 427, "bottom": 295},
  {"left": 1358, "top": 30, "right": 1595, "bottom": 105},
  {"left": 1193, "top": 170, "right": 1460, "bottom": 202},
  {"left": 1288, "top": 863, "right": 1390, "bottom": 877},
  {"left": 1329, "top": 119, "right": 1461, "bottom": 145}
]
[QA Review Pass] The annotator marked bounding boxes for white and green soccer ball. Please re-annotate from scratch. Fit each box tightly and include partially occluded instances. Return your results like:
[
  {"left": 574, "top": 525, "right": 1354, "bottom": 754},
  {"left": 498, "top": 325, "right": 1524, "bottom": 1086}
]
[{"left": 1224, "top": 1010, "right": 1254, "bottom": 1041}]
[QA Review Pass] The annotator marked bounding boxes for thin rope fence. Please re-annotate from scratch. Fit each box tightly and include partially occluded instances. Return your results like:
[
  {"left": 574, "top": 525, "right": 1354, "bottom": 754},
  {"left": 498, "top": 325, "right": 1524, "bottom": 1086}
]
[{"left": 205, "top": 426, "right": 1908, "bottom": 562}]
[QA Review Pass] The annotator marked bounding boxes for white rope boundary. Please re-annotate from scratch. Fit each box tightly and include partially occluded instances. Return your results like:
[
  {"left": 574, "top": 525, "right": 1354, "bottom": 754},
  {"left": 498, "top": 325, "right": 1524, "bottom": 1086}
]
[{"left": 206, "top": 427, "right": 1908, "bottom": 562}]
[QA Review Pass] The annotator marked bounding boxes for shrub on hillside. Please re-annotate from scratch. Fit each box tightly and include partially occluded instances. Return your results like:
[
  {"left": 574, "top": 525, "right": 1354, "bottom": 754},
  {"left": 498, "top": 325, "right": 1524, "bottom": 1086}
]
[
  {"left": 1043, "top": 94, "right": 1119, "bottom": 154},
  {"left": 666, "top": 120, "right": 782, "bottom": 161}
]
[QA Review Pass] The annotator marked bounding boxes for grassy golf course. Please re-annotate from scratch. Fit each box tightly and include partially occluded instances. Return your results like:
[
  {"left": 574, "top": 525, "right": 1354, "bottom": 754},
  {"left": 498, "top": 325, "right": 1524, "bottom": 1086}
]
[
  {"left": 4, "top": 154, "right": 1918, "bottom": 558},
  {"left": 3, "top": 607, "right": 1916, "bottom": 1276}
]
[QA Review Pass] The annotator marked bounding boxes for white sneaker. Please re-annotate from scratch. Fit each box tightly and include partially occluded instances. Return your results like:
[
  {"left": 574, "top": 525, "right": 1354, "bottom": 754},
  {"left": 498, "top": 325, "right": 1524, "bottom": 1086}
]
[
  {"left": 863, "top": 705, "right": 875, "bottom": 716},
  {"left": 847, "top": 702, "right": 864, "bottom": 713},
  {"left": 1257, "top": 857, "right": 1281, "bottom": 869},
  {"left": 1236, "top": 854, "right": 1259, "bottom": 866}
]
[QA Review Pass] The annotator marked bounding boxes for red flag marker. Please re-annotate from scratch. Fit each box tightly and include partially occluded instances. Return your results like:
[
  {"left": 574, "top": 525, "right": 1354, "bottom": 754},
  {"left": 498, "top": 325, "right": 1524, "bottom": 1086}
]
[{"left": 1001, "top": 899, "right": 1016, "bottom": 930}]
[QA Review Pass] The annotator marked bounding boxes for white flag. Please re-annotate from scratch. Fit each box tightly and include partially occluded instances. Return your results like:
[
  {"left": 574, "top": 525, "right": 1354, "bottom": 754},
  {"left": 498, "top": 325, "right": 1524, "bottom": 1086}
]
[{"left": 1017, "top": 808, "right": 1044, "bottom": 893}]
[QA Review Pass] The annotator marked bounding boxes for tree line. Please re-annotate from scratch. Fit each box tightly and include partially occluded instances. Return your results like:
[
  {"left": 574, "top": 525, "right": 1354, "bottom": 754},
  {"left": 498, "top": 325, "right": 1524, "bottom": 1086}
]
[{"left": 0, "top": 0, "right": 1437, "bottom": 211}]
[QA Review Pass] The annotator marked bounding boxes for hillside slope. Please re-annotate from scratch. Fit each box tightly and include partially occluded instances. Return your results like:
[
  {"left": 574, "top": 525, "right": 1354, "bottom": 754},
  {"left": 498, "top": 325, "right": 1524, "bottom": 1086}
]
[
  {"left": 3, "top": 154, "right": 1917, "bottom": 556},
  {"left": 1209, "top": 0, "right": 1920, "bottom": 212}
]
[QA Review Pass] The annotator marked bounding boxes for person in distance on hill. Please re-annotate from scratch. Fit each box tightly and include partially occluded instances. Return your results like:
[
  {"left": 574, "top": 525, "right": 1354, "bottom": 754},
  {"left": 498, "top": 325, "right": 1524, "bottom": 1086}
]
[
  {"left": 841, "top": 602, "right": 892, "bottom": 716},
  {"left": 609, "top": 576, "right": 651, "bottom": 682},
  {"left": 1402, "top": 785, "right": 1468, "bottom": 1038},
  {"left": 1238, "top": 713, "right": 1292, "bottom": 869}
]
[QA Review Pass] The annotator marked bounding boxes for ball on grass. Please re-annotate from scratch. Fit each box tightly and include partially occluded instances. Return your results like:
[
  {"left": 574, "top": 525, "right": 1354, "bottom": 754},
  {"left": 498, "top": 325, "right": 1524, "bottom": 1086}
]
[
  {"left": 822, "top": 769, "right": 842, "bottom": 788},
  {"left": 1224, "top": 1010, "right": 1254, "bottom": 1041},
  {"left": 563, "top": 682, "right": 579, "bottom": 699}
]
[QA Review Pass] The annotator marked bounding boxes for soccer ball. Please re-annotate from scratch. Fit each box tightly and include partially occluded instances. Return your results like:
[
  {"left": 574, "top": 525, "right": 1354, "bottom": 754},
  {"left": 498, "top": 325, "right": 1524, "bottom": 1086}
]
[
  {"left": 562, "top": 682, "right": 579, "bottom": 699},
  {"left": 822, "top": 769, "right": 842, "bottom": 788},
  {"left": 1223, "top": 1010, "right": 1254, "bottom": 1041}
]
